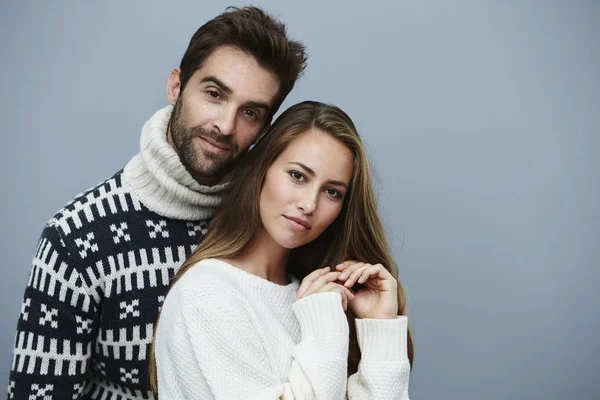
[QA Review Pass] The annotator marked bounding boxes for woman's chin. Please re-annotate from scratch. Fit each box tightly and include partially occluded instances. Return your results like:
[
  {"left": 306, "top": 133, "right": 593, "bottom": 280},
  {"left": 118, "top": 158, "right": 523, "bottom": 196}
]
[{"left": 274, "top": 236, "right": 312, "bottom": 250}]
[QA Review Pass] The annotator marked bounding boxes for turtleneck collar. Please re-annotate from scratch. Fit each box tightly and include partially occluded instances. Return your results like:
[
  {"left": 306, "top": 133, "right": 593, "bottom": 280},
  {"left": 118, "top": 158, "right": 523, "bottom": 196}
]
[{"left": 123, "top": 105, "right": 230, "bottom": 220}]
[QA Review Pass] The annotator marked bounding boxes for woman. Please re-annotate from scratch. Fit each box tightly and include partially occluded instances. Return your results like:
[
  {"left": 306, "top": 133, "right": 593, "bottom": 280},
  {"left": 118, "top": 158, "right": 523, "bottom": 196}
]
[{"left": 150, "top": 101, "right": 413, "bottom": 399}]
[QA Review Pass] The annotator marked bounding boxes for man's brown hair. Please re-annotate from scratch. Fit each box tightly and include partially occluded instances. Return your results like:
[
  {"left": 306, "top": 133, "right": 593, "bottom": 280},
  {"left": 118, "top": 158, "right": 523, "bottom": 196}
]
[{"left": 179, "top": 6, "right": 308, "bottom": 120}]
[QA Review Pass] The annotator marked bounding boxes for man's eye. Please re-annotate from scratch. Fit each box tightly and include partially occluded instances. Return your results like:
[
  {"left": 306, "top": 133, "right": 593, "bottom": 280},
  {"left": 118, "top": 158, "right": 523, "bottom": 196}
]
[
  {"left": 243, "top": 109, "right": 257, "bottom": 119},
  {"left": 207, "top": 90, "right": 221, "bottom": 99}
]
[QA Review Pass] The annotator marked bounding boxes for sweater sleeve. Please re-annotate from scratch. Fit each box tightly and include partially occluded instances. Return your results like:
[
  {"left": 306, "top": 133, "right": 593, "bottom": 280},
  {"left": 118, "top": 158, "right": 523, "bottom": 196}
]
[
  {"left": 7, "top": 223, "right": 98, "bottom": 400},
  {"left": 155, "top": 290, "right": 350, "bottom": 399},
  {"left": 347, "top": 317, "right": 411, "bottom": 400}
]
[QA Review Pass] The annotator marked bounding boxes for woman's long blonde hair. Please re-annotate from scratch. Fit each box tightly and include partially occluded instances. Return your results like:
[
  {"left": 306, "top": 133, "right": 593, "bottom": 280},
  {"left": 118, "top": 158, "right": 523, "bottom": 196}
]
[{"left": 149, "top": 101, "right": 413, "bottom": 390}]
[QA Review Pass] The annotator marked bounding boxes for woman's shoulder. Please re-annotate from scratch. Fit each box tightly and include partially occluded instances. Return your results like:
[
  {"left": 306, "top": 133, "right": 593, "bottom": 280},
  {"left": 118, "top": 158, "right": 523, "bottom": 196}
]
[
  {"left": 171, "top": 258, "right": 299, "bottom": 310},
  {"left": 172, "top": 258, "right": 244, "bottom": 303},
  {"left": 159, "top": 259, "right": 253, "bottom": 332},
  {"left": 180, "top": 257, "right": 234, "bottom": 279}
]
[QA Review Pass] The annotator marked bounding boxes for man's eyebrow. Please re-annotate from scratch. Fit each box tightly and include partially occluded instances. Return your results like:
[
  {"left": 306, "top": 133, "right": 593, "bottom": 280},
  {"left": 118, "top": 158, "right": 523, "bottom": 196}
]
[
  {"left": 244, "top": 100, "right": 271, "bottom": 112},
  {"left": 200, "top": 76, "right": 232, "bottom": 94},
  {"left": 200, "top": 76, "right": 271, "bottom": 113},
  {"left": 289, "top": 162, "right": 349, "bottom": 189}
]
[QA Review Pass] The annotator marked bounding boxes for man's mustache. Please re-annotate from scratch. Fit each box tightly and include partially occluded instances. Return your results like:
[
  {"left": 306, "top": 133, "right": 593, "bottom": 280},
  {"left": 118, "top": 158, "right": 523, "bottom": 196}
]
[{"left": 191, "top": 127, "right": 237, "bottom": 152}]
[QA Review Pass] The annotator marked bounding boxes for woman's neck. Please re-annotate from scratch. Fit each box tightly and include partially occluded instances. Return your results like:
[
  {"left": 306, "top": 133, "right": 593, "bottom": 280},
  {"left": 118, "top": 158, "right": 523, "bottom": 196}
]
[{"left": 225, "top": 229, "right": 290, "bottom": 285}]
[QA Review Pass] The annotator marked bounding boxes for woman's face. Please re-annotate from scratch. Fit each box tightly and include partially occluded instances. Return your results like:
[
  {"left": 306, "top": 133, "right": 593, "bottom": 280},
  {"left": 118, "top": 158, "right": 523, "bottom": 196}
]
[{"left": 259, "top": 129, "right": 353, "bottom": 249}]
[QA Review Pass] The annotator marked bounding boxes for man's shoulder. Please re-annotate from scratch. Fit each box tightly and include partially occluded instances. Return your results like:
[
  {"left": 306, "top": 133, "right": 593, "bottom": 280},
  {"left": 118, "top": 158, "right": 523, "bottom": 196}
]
[
  {"left": 47, "top": 169, "right": 141, "bottom": 232},
  {"left": 38, "top": 169, "right": 149, "bottom": 262},
  {"left": 38, "top": 169, "right": 209, "bottom": 269}
]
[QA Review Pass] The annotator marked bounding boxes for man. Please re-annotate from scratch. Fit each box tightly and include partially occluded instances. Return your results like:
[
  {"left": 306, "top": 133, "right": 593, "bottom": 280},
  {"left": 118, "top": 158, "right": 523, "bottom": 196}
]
[{"left": 7, "top": 7, "right": 307, "bottom": 399}]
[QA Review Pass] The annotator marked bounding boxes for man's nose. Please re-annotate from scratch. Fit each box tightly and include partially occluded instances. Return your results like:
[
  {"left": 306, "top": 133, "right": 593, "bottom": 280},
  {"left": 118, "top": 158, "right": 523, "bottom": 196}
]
[{"left": 213, "top": 104, "right": 237, "bottom": 136}]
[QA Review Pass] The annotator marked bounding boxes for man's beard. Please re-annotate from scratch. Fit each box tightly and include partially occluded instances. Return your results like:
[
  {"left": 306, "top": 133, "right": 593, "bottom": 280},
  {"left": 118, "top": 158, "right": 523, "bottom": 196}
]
[{"left": 169, "top": 97, "right": 240, "bottom": 182}]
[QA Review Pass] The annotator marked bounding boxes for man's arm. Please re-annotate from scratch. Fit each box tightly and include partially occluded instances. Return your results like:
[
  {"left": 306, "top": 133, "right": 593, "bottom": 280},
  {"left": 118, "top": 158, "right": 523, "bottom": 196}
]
[{"left": 7, "top": 223, "right": 99, "bottom": 400}]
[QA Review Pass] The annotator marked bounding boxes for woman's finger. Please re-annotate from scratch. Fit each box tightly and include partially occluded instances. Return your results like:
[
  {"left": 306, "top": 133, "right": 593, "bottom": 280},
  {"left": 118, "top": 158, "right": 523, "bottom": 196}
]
[
  {"left": 357, "top": 264, "right": 384, "bottom": 284},
  {"left": 297, "top": 267, "right": 330, "bottom": 299},
  {"left": 318, "top": 282, "right": 355, "bottom": 311},
  {"left": 335, "top": 283, "right": 356, "bottom": 301},
  {"left": 298, "top": 267, "right": 329, "bottom": 297},
  {"left": 312, "top": 270, "right": 344, "bottom": 288},
  {"left": 338, "top": 262, "right": 365, "bottom": 281},
  {"left": 301, "top": 271, "right": 343, "bottom": 297},
  {"left": 358, "top": 264, "right": 397, "bottom": 288},
  {"left": 335, "top": 260, "right": 360, "bottom": 272},
  {"left": 323, "top": 282, "right": 348, "bottom": 310},
  {"left": 344, "top": 264, "right": 372, "bottom": 287}
]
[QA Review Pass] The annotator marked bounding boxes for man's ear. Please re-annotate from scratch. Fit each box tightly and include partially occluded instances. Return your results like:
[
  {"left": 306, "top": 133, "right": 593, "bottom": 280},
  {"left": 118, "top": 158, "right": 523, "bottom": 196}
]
[{"left": 166, "top": 68, "right": 182, "bottom": 105}]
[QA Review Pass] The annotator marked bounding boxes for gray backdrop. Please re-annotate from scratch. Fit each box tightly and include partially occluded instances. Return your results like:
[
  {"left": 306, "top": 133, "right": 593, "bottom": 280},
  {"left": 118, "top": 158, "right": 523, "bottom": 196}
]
[{"left": 1, "top": 1, "right": 599, "bottom": 398}]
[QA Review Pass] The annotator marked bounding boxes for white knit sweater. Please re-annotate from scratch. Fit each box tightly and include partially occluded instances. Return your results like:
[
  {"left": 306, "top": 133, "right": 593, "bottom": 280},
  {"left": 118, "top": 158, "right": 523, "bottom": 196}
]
[{"left": 155, "top": 258, "right": 411, "bottom": 399}]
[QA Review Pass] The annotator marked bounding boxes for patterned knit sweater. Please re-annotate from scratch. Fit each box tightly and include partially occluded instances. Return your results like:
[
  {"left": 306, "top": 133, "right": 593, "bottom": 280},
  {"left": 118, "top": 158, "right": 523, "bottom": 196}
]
[
  {"left": 7, "top": 106, "right": 228, "bottom": 400},
  {"left": 155, "top": 259, "right": 411, "bottom": 399}
]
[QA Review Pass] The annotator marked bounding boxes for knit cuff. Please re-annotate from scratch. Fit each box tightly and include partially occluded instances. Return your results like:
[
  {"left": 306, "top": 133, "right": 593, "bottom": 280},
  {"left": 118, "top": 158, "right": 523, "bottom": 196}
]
[
  {"left": 355, "top": 316, "right": 409, "bottom": 362},
  {"left": 292, "top": 292, "right": 349, "bottom": 341}
]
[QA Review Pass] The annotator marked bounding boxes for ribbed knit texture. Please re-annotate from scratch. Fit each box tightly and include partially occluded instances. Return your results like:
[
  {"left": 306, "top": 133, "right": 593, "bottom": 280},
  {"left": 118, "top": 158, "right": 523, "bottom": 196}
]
[
  {"left": 123, "top": 105, "right": 229, "bottom": 221},
  {"left": 8, "top": 107, "right": 229, "bottom": 399},
  {"left": 155, "top": 258, "right": 411, "bottom": 399}
]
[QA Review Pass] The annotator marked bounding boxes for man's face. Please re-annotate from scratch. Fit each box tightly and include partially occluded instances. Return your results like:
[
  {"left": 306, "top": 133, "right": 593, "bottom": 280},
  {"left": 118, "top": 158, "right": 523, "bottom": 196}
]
[{"left": 168, "top": 46, "right": 280, "bottom": 185}]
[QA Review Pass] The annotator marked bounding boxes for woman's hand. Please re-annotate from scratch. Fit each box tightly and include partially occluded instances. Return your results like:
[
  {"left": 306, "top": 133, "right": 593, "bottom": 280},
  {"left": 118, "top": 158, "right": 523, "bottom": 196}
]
[
  {"left": 335, "top": 261, "right": 398, "bottom": 319},
  {"left": 296, "top": 267, "right": 356, "bottom": 311}
]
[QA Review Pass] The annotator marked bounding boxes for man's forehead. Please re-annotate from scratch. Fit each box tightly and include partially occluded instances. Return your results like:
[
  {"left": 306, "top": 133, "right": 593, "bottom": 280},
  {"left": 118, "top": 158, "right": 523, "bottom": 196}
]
[{"left": 193, "top": 46, "right": 280, "bottom": 106}]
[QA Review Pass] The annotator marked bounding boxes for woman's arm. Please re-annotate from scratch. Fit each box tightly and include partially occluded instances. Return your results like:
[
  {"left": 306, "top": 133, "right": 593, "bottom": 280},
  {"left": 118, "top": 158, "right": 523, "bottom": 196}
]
[
  {"left": 290, "top": 292, "right": 350, "bottom": 399},
  {"left": 336, "top": 261, "right": 412, "bottom": 399},
  {"left": 347, "top": 317, "right": 411, "bottom": 399}
]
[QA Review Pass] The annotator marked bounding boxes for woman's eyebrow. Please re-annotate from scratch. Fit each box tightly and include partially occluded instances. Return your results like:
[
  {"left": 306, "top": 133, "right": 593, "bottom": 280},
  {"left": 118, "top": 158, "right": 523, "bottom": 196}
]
[{"left": 289, "top": 161, "right": 348, "bottom": 189}]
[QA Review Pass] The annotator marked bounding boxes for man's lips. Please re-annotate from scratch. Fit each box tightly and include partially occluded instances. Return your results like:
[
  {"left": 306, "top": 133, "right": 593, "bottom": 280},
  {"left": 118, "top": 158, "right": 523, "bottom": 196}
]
[
  {"left": 198, "top": 136, "right": 230, "bottom": 151},
  {"left": 284, "top": 215, "right": 311, "bottom": 229}
]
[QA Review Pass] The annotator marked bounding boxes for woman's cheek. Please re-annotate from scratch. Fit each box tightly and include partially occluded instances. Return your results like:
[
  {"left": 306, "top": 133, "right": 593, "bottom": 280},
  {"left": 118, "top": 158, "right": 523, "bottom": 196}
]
[{"left": 320, "top": 203, "right": 343, "bottom": 232}]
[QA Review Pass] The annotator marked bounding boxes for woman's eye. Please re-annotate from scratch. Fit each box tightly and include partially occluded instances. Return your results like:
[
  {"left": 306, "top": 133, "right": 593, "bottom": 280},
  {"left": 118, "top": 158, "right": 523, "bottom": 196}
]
[
  {"left": 207, "top": 90, "right": 221, "bottom": 99},
  {"left": 290, "top": 171, "right": 305, "bottom": 181},
  {"left": 326, "top": 188, "right": 342, "bottom": 198}
]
